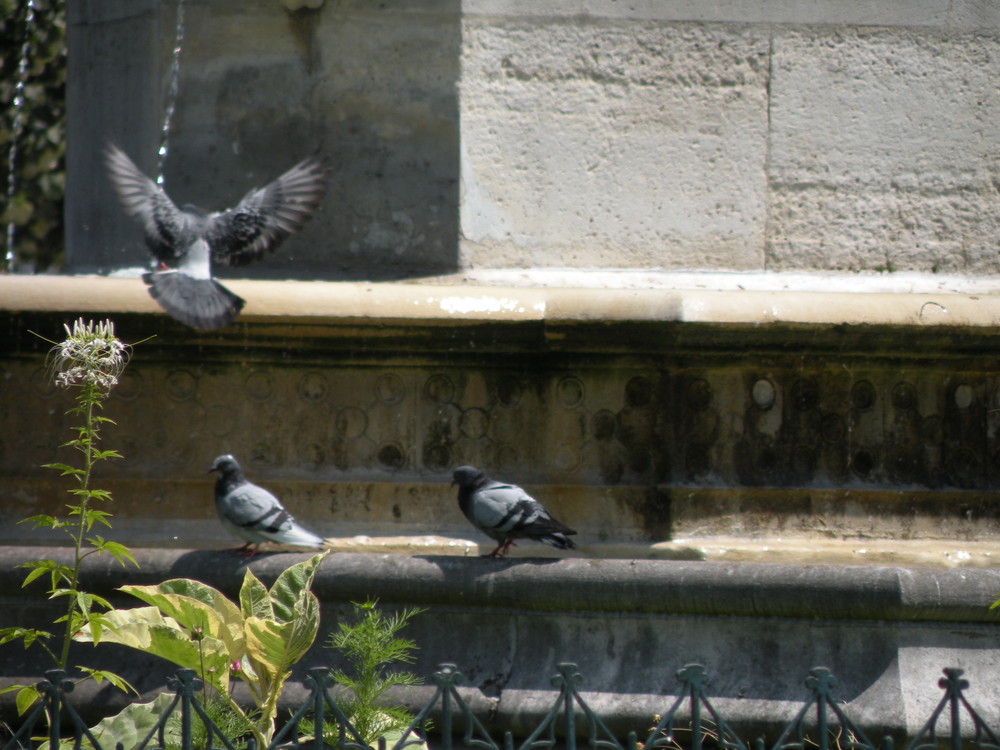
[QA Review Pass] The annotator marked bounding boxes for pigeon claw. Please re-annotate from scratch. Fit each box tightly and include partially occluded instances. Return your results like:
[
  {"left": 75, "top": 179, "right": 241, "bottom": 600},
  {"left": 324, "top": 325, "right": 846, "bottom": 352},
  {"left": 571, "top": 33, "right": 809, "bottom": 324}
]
[
  {"left": 484, "top": 539, "right": 515, "bottom": 558},
  {"left": 234, "top": 542, "right": 260, "bottom": 559}
]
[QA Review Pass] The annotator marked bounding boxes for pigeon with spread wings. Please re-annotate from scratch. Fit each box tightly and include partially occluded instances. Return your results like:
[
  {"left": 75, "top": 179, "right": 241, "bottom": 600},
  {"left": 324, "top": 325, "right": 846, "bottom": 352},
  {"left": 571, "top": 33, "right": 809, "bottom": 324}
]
[{"left": 105, "top": 144, "right": 328, "bottom": 330}]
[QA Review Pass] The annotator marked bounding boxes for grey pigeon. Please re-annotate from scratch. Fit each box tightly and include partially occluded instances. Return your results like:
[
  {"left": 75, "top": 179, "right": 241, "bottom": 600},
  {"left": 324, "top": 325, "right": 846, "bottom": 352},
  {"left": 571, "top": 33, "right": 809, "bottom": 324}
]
[
  {"left": 105, "top": 143, "right": 328, "bottom": 331},
  {"left": 451, "top": 465, "right": 577, "bottom": 557},
  {"left": 209, "top": 454, "right": 326, "bottom": 555}
]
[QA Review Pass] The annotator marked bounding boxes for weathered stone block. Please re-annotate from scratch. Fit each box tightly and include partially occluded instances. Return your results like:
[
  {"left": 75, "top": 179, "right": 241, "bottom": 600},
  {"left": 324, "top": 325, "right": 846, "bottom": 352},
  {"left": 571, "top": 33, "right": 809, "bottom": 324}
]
[
  {"left": 767, "top": 29, "right": 1000, "bottom": 272},
  {"left": 460, "top": 21, "right": 770, "bottom": 269}
]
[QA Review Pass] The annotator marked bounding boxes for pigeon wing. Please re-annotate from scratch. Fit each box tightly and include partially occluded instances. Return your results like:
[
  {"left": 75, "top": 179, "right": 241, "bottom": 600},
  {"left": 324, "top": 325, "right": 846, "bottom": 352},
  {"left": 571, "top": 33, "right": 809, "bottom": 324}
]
[
  {"left": 205, "top": 156, "right": 328, "bottom": 268},
  {"left": 478, "top": 482, "right": 576, "bottom": 542},
  {"left": 472, "top": 483, "right": 535, "bottom": 535},
  {"left": 104, "top": 143, "right": 188, "bottom": 262},
  {"left": 219, "top": 483, "right": 324, "bottom": 548},
  {"left": 219, "top": 483, "right": 283, "bottom": 540}
]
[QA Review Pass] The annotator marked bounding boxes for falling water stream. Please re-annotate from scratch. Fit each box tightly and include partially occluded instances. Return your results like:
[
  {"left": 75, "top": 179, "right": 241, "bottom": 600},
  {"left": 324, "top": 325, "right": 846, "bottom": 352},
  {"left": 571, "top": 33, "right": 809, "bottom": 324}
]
[
  {"left": 4, "top": 0, "right": 37, "bottom": 273},
  {"left": 157, "top": 0, "right": 187, "bottom": 187},
  {"left": 3, "top": 0, "right": 184, "bottom": 272}
]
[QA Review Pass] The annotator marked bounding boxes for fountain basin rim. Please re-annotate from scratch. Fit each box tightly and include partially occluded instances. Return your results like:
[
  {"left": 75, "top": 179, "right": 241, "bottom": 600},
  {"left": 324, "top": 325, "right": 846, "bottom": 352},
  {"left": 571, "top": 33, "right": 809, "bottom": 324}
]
[{"left": 2, "top": 273, "right": 999, "bottom": 329}]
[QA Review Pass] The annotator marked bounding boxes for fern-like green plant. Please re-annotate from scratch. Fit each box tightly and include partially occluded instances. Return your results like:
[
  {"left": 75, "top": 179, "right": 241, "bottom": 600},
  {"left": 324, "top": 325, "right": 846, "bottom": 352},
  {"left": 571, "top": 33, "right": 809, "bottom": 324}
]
[{"left": 324, "top": 599, "right": 426, "bottom": 745}]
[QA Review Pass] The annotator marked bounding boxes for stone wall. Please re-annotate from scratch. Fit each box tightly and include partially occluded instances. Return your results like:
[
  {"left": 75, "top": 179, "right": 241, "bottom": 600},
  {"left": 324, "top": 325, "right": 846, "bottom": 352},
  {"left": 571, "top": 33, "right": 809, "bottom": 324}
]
[
  {"left": 3, "top": 547, "right": 1000, "bottom": 742},
  {"left": 3, "top": 275, "right": 1000, "bottom": 564},
  {"left": 66, "top": 0, "right": 1000, "bottom": 277}
]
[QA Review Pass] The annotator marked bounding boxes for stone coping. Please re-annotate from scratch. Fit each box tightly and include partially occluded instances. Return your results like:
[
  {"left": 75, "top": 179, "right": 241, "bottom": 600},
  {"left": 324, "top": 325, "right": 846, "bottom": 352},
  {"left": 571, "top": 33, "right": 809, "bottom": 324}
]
[
  {"left": 3, "top": 273, "right": 1000, "bottom": 330},
  {"left": 2, "top": 546, "right": 997, "bottom": 624},
  {"left": 5, "top": 523, "right": 999, "bottom": 570}
]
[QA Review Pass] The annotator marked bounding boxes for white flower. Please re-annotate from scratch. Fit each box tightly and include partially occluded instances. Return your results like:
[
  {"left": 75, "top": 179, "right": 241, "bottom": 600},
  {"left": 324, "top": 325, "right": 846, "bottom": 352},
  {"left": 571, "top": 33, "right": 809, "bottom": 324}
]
[{"left": 49, "top": 318, "right": 130, "bottom": 393}]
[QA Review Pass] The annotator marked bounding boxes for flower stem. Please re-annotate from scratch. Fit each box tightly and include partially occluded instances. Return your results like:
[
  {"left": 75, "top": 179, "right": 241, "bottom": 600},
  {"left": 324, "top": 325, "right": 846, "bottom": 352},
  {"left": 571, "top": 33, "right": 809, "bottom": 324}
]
[{"left": 58, "top": 382, "right": 98, "bottom": 669}]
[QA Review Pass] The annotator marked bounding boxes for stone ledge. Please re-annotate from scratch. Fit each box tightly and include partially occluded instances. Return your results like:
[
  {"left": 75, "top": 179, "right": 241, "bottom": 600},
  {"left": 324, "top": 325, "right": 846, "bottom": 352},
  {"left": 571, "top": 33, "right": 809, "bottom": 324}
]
[
  {"left": 461, "top": 0, "right": 1000, "bottom": 30},
  {"left": 2, "top": 547, "right": 1000, "bottom": 739},
  {"left": 1, "top": 547, "right": 997, "bottom": 623},
  {"left": 3, "top": 273, "right": 1000, "bottom": 330}
]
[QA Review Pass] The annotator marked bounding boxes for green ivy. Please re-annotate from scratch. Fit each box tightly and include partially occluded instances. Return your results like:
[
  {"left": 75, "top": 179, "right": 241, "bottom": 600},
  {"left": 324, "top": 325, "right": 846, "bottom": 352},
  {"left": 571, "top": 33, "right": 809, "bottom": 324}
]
[{"left": 1, "top": 0, "right": 66, "bottom": 272}]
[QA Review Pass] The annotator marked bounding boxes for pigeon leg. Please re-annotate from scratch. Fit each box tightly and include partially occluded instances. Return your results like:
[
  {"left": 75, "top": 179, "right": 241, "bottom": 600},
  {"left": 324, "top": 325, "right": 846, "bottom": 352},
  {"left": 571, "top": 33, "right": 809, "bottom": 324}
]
[
  {"left": 486, "top": 539, "right": 515, "bottom": 558},
  {"left": 234, "top": 542, "right": 260, "bottom": 558}
]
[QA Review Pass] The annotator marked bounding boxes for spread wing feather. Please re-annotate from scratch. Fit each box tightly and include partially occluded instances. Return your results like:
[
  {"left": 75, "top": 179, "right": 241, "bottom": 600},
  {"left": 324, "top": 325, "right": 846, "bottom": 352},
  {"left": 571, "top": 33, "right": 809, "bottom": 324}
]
[
  {"left": 104, "top": 143, "right": 187, "bottom": 262},
  {"left": 206, "top": 156, "right": 328, "bottom": 267}
]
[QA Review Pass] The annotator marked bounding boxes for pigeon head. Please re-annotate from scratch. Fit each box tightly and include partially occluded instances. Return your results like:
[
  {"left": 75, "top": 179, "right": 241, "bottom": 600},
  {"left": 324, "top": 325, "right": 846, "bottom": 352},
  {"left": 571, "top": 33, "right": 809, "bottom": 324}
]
[
  {"left": 209, "top": 454, "right": 241, "bottom": 475},
  {"left": 452, "top": 465, "right": 486, "bottom": 488}
]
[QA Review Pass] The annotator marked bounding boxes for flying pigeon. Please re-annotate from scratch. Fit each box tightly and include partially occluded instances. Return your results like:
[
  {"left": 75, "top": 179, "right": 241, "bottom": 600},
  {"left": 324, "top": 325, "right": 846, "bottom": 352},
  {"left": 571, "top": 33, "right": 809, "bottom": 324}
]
[
  {"left": 105, "top": 143, "right": 328, "bottom": 331},
  {"left": 451, "top": 465, "right": 577, "bottom": 557},
  {"left": 209, "top": 454, "right": 326, "bottom": 555}
]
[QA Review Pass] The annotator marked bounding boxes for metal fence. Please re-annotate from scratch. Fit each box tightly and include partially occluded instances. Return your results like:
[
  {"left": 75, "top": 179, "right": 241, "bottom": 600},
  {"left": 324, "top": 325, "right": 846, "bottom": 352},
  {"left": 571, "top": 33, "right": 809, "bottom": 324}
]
[{"left": 4, "top": 663, "right": 997, "bottom": 750}]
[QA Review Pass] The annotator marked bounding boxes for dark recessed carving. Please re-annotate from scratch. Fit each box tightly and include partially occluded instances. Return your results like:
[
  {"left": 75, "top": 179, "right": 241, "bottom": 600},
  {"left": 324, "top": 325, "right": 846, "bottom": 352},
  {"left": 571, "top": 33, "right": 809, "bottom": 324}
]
[
  {"left": 791, "top": 379, "right": 819, "bottom": 411},
  {"left": 851, "top": 381, "right": 876, "bottom": 411},
  {"left": 625, "top": 376, "right": 654, "bottom": 408}
]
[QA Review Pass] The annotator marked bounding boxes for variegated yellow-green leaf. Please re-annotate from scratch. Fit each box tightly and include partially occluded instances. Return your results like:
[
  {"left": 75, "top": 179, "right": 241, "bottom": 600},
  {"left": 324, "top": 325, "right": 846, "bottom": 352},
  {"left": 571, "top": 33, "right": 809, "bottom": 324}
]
[
  {"left": 75, "top": 607, "right": 231, "bottom": 694},
  {"left": 120, "top": 581, "right": 244, "bottom": 661},
  {"left": 268, "top": 552, "right": 327, "bottom": 623},
  {"left": 244, "top": 616, "right": 290, "bottom": 684},
  {"left": 240, "top": 570, "right": 272, "bottom": 621},
  {"left": 244, "top": 592, "right": 320, "bottom": 685}
]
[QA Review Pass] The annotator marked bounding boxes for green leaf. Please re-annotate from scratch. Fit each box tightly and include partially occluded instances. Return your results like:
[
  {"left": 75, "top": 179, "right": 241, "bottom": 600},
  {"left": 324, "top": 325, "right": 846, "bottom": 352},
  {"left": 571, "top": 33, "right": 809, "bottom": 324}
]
[
  {"left": 75, "top": 607, "right": 231, "bottom": 695},
  {"left": 40, "top": 462, "right": 83, "bottom": 475},
  {"left": 0, "top": 627, "right": 53, "bottom": 648},
  {"left": 245, "top": 589, "right": 320, "bottom": 681},
  {"left": 76, "top": 666, "right": 138, "bottom": 696},
  {"left": 15, "top": 686, "right": 41, "bottom": 716},
  {"left": 87, "top": 537, "right": 138, "bottom": 567},
  {"left": 19, "top": 560, "right": 73, "bottom": 590},
  {"left": 240, "top": 570, "right": 273, "bottom": 621},
  {"left": 269, "top": 552, "right": 328, "bottom": 623},
  {"left": 63, "top": 692, "right": 177, "bottom": 750},
  {"left": 244, "top": 617, "right": 291, "bottom": 686},
  {"left": 121, "top": 580, "right": 245, "bottom": 662},
  {"left": 18, "top": 514, "right": 63, "bottom": 529}
]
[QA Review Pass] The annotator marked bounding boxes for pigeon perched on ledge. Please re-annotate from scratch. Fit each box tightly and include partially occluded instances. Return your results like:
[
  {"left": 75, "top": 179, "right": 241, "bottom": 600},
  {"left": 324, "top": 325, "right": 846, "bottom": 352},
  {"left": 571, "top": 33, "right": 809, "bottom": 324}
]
[
  {"left": 210, "top": 454, "right": 326, "bottom": 555},
  {"left": 105, "top": 143, "right": 328, "bottom": 331},
  {"left": 451, "top": 465, "right": 577, "bottom": 557}
]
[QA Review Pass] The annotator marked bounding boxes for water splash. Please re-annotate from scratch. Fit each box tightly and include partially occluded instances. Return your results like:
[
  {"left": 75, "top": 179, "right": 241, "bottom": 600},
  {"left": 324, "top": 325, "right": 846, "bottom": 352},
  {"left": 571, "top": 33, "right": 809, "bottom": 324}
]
[
  {"left": 156, "top": 0, "right": 187, "bottom": 187},
  {"left": 4, "top": 0, "right": 37, "bottom": 273}
]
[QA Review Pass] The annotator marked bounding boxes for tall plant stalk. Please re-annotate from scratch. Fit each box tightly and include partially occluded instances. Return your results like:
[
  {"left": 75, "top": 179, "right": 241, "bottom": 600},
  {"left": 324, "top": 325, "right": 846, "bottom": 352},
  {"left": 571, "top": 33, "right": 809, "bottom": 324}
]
[{"left": 0, "top": 318, "right": 138, "bottom": 710}]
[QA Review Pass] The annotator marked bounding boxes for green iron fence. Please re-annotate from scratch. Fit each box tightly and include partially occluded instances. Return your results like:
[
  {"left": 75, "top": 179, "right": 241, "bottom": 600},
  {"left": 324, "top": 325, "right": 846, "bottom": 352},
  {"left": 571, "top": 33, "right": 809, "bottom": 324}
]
[{"left": 3, "top": 662, "right": 996, "bottom": 750}]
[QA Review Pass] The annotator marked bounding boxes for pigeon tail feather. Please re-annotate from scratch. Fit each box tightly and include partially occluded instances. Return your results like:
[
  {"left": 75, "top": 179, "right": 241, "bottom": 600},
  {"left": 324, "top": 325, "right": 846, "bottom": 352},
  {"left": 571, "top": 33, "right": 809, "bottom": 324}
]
[
  {"left": 534, "top": 533, "right": 577, "bottom": 550},
  {"left": 264, "top": 523, "right": 327, "bottom": 549},
  {"left": 143, "top": 270, "right": 245, "bottom": 330}
]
